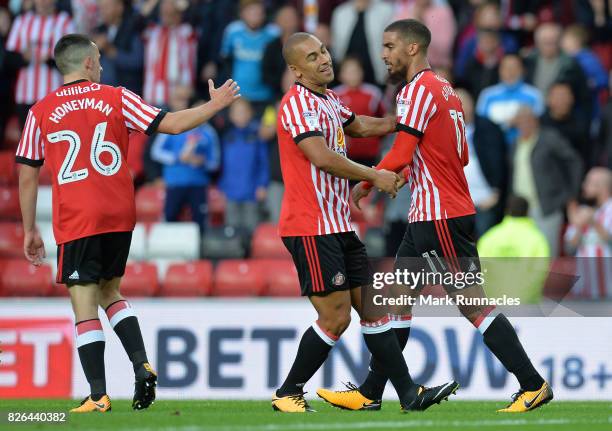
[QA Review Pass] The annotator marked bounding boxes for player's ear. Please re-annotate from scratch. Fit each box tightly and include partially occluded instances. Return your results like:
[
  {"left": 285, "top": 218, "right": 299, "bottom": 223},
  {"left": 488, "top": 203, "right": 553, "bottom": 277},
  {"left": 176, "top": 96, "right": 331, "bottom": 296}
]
[{"left": 288, "top": 64, "right": 300, "bottom": 79}]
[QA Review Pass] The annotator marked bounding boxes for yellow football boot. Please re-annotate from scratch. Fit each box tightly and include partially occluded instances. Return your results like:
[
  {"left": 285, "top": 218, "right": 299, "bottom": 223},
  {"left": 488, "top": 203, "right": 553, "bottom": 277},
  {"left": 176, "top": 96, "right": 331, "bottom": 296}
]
[
  {"left": 497, "top": 381, "right": 553, "bottom": 412},
  {"left": 70, "top": 395, "right": 111, "bottom": 413},
  {"left": 272, "top": 392, "right": 316, "bottom": 412},
  {"left": 317, "top": 382, "right": 381, "bottom": 411}
]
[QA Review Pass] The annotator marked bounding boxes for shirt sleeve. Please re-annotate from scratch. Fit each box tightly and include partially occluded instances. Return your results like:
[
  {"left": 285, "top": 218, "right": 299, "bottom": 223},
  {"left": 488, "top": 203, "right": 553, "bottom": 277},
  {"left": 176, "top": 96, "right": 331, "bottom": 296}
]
[
  {"left": 330, "top": 91, "right": 355, "bottom": 127},
  {"left": 15, "top": 109, "right": 44, "bottom": 167},
  {"left": 120, "top": 87, "right": 167, "bottom": 135},
  {"left": 279, "top": 94, "right": 324, "bottom": 144},
  {"left": 396, "top": 83, "right": 437, "bottom": 138}
]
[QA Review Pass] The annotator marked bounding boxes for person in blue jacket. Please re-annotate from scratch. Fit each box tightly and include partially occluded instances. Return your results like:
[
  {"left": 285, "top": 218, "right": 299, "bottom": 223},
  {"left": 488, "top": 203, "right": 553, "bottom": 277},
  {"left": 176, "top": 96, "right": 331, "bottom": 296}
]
[
  {"left": 151, "top": 107, "right": 220, "bottom": 233},
  {"left": 219, "top": 98, "right": 269, "bottom": 232}
]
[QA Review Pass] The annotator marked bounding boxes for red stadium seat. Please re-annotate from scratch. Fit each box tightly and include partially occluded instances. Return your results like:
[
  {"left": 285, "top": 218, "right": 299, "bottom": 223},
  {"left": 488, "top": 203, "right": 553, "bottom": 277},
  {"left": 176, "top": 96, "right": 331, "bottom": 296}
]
[
  {"left": 0, "top": 151, "right": 17, "bottom": 185},
  {"left": 120, "top": 262, "right": 159, "bottom": 297},
  {"left": 0, "top": 223, "right": 24, "bottom": 258},
  {"left": 161, "top": 261, "right": 213, "bottom": 296},
  {"left": 213, "top": 260, "right": 267, "bottom": 297},
  {"left": 251, "top": 223, "right": 290, "bottom": 259},
  {"left": 0, "top": 187, "right": 21, "bottom": 220},
  {"left": 1, "top": 260, "right": 53, "bottom": 296},
  {"left": 257, "top": 259, "right": 301, "bottom": 297},
  {"left": 135, "top": 185, "right": 165, "bottom": 222},
  {"left": 208, "top": 186, "right": 226, "bottom": 226}
]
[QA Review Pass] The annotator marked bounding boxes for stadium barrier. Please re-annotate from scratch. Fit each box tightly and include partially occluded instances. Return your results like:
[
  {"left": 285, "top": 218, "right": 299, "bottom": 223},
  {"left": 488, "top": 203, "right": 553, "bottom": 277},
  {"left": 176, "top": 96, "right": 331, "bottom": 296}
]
[{"left": 1, "top": 299, "right": 611, "bottom": 400}]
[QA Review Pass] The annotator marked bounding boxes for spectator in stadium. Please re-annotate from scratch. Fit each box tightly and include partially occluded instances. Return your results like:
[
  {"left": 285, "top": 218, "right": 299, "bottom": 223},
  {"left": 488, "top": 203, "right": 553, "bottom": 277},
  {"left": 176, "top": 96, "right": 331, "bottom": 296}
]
[
  {"left": 458, "top": 29, "right": 503, "bottom": 98},
  {"left": 262, "top": 4, "right": 300, "bottom": 100},
  {"left": 290, "top": 0, "right": 345, "bottom": 32},
  {"left": 392, "top": 0, "right": 456, "bottom": 69},
  {"left": 0, "top": 6, "right": 16, "bottom": 146},
  {"left": 219, "top": 98, "right": 269, "bottom": 232},
  {"left": 564, "top": 167, "right": 612, "bottom": 298},
  {"left": 523, "top": 23, "right": 591, "bottom": 124},
  {"left": 477, "top": 195, "right": 550, "bottom": 304},
  {"left": 5, "top": 0, "right": 74, "bottom": 125},
  {"left": 454, "top": 1, "right": 518, "bottom": 79},
  {"left": 478, "top": 195, "right": 550, "bottom": 257},
  {"left": 192, "top": 0, "right": 237, "bottom": 99},
  {"left": 258, "top": 68, "right": 294, "bottom": 223},
  {"left": 333, "top": 56, "right": 386, "bottom": 168},
  {"left": 457, "top": 88, "right": 507, "bottom": 237},
  {"left": 541, "top": 82, "right": 591, "bottom": 166},
  {"left": 600, "top": 75, "right": 612, "bottom": 169},
  {"left": 511, "top": 106, "right": 583, "bottom": 256},
  {"left": 151, "top": 98, "right": 220, "bottom": 234},
  {"left": 71, "top": 0, "right": 98, "bottom": 34},
  {"left": 476, "top": 54, "right": 543, "bottom": 146},
  {"left": 220, "top": 0, "right": 279, "bottom": 109},
  {"left": 93, "top": 0, "right": 144, "bottom": 94},
  {"left": 561, "top": 24, "right": 609, "bottom": 119},
  {"left": 582, "top": 0, "right": 612, "bottom": 52},
  {"left": 142, "top": 0, "right": 196, "bottom": 107},
  {"left": 331, "top": 0, "right": 394, "bottom": 85}
]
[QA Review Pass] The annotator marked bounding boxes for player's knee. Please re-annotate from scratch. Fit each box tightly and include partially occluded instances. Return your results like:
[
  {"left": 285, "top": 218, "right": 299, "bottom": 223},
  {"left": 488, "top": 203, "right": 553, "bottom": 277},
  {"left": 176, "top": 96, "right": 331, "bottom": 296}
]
[{"left": 320, "top": 313, "right": 351, "bottom": 337}]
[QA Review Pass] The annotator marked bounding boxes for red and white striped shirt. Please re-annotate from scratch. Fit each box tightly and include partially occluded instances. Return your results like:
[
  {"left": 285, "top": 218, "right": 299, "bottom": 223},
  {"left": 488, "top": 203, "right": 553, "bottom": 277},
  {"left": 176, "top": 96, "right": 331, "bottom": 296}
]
[
  {"left": 6, "top": 11, "right": 75, "bottom": 105},
  {"left": 397, "top": 69, "right": 475, "bottom": 222},
  {"left": 277, "top": 82, "right": 356, "bottom": 236},
  {"left": 565, "top": 199, "right": 612, "bottom": 298},
  {"left": 143, "top": 24, "right": 196, "bottom": 106},
  {"left": 15, "top": 80, "right": 165, "bottom": 244}
]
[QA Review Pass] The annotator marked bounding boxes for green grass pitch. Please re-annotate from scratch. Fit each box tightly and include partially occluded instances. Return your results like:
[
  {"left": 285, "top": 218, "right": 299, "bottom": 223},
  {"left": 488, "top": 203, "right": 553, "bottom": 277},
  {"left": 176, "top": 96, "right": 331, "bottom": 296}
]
[{"left": 2, "top": 399, "right": 610, "bottom": 431}]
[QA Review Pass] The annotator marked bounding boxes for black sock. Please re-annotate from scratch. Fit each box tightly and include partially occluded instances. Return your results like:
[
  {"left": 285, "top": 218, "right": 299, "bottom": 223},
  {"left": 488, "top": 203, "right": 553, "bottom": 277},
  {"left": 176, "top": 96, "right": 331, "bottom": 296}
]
[
  {"left": 362, "top": 323, "right": 417, "bottom": 406},
  {"left": 75, "top": 319, "right": 106, "bottom": 397},
  {"left": 277, "top": 324, "right": 335, "bottom": 396},
  {"left": 480, "top": 313, "right": 544, "bottom": 391},
  {"left": 360, "top": 326, "right": 411, "bottom": 400},
  {"left": 106, "top": 300, "right": 148, "bottom": 372}
]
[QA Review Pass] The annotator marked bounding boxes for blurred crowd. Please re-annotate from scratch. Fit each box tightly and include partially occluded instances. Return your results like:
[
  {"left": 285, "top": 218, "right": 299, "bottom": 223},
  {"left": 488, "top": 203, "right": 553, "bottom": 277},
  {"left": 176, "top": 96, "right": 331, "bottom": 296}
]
[{"left": 1, "top": 0, "right": 611, "bottom": 266}]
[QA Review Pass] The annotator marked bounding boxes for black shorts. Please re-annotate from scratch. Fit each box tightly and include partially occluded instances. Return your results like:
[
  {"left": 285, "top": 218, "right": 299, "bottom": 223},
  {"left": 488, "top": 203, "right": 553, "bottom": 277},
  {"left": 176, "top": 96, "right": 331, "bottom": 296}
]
[
  {"left": 56, "top": 231, "right": 132, "bottom": 286},
  {"left": 282, "top": 231, "right": 371, "bottom": 296},
  {"left": 395, "top": 215, "right": 480, "bottom": 289}
]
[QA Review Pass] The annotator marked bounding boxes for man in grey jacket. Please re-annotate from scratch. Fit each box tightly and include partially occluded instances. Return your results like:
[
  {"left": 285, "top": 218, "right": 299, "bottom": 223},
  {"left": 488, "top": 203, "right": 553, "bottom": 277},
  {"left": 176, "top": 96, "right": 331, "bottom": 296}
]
[{"left": 512, "top": 106, "right": 583, "bottom": 256}]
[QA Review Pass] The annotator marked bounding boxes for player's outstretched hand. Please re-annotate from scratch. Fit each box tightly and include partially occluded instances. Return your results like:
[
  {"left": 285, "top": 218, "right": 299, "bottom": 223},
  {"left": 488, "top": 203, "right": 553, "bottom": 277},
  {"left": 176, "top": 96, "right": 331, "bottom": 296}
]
[
  {"left": 372, "top": 169, "right": 400, "bottom": 198},
  {"left": 208, "top": 79, "right": 240, "bottom": 109},
  {"left": 351, "top": 181, "right": 372, "bottom": 210},
  {"left": 24, "top": 228, "right": 45, "bottom": 266}
]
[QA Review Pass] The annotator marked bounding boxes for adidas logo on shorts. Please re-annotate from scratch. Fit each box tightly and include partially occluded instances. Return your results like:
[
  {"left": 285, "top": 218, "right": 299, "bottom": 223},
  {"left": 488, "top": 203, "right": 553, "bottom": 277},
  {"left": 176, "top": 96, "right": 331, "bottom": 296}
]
[{"left": 69, "top": 270, "right": 80, "bottom": 280}]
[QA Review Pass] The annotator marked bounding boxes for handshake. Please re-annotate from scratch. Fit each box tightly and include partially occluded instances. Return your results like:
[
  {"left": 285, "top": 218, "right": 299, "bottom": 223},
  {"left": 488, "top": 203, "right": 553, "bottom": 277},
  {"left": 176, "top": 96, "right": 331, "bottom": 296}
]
[{"left": 352, "top": 169, "right": 405, "bottom": 209}]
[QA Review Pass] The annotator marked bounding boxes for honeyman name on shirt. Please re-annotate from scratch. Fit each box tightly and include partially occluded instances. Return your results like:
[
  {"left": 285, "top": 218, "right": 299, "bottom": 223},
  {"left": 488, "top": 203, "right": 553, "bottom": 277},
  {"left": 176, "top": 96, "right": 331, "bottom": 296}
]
[{"left": 49, "top": 83, "right": 112, "bottom": 124}]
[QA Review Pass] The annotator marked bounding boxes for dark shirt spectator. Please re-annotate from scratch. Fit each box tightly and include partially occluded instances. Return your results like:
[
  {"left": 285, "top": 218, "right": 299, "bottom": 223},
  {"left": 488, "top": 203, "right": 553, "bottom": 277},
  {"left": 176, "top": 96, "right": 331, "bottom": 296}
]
[
  {"left": 262, "top": 5, "right": 299, "bottom": 100},
  {"left": 93, "top": 0, "right": 144, "bottom": 94},
  {"left": 454, "top": 1, "right": 518, "bottom": 79},
  {"left": 457, "top": 88, "right": 508, "bottom": 237},
  {"left": 540, "top": 82, "right": 591, "bottom": 166},
  {"left": 460, "top": 29, "right": 503, "bottom": 98},
  {"left": 331, "top": 0, "right": 394, "bottom": 85},
  {"left": 190, "top": 0, "right": 237, "bottom": 99}
]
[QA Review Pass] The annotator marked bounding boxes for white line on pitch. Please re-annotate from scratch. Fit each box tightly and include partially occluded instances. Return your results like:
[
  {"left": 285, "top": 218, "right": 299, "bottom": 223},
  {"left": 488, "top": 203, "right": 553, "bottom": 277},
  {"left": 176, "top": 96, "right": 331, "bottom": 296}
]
[{"left": 97, "top": 417, "right": 612, "bottom": 431}]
